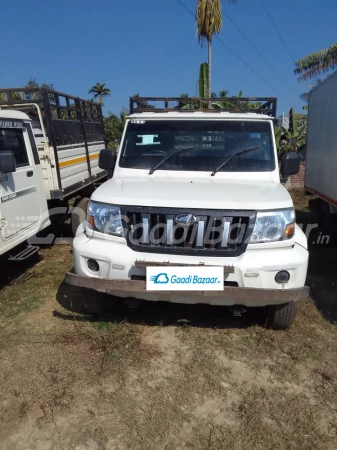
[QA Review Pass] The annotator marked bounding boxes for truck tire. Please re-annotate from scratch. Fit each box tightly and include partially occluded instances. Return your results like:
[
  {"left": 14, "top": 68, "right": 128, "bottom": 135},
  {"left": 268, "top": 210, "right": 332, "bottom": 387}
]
[
  {"left": 71, "top": 197, "right": 90, "bottom": 236},
  {"left": 265, "top": 301, "right": 297, "bottom": 330}
]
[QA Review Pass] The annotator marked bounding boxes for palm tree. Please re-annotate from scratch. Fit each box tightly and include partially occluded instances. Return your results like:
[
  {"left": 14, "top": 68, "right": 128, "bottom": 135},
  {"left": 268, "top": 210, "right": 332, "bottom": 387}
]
[
  {"left": 196, "top": 0, "right": 236, "bottom": 98},
  {"left": 294, "top": 43, "right": 337, "bottom": 81},
  {"left": 88, "top": 82, "right": 111, "bottom": 104}
]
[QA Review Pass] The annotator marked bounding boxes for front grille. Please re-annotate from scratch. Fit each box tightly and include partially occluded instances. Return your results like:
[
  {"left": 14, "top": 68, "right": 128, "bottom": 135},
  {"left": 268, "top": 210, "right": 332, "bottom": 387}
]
[{"left": 122, "top": 207, "right": 256, "bottom": 257}]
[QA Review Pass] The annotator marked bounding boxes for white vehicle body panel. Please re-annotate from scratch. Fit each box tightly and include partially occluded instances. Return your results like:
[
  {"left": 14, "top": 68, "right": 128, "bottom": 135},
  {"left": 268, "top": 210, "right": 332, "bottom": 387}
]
[
  {"left": 0, "top": 111, "right": 50, "bottom": 255},
  {"left": 91, "top": 177, "right": 292, "bottom": 210}
]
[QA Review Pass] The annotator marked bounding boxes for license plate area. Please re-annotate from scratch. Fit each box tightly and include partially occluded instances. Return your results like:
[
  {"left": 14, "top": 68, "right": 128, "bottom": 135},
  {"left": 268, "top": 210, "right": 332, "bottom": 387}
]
[{"left": 146, "top": 266, "right": 226, "bottom": 291}]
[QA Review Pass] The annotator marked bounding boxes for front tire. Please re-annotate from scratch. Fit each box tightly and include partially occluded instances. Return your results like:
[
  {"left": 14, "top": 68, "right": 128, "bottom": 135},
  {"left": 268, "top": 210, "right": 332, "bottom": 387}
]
[{"left": 265, "top": 301, "right": 297, "bottom": 330}]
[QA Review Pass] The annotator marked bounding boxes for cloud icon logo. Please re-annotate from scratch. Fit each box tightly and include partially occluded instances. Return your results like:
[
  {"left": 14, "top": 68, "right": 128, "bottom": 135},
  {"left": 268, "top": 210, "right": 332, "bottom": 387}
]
[{"left": 150, "top": 273, "right": 169, "bottom": 284}]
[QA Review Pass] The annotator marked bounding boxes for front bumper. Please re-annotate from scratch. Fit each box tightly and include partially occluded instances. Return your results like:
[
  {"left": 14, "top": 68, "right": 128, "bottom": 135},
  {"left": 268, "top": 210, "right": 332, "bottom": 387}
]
[
  {"left": 65, "top": 271, "right": 309, "bottom": 307},
  {"left": 68, "top": 230, "right": 309, "bottom": 307}
]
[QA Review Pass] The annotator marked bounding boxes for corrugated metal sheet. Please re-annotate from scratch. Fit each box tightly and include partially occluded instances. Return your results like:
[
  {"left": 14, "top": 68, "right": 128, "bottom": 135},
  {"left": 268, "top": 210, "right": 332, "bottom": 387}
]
[{"left": 306, "top": 71, "right": 337, "bottom": 204}]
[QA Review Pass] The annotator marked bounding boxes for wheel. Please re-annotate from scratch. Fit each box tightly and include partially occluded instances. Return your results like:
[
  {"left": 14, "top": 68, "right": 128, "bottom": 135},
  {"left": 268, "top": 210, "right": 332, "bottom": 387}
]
[
  {"left": 71, "top": 197, "right": 90, "bottom": 236},
  {"left": 265, "top": 302, "right": 298, "bottom": 330}
]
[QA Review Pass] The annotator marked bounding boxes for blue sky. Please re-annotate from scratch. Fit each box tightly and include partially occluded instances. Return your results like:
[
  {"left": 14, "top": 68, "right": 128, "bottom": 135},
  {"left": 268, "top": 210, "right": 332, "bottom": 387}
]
[{"left": 1, "top": 0, "right": 336, "bottom": 116}]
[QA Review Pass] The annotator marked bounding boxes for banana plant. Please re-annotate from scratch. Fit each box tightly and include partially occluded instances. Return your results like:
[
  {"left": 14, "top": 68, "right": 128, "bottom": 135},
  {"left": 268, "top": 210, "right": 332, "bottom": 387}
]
[
  {"left": 275, "top": 108, "right": 307, "bottom": 157},
  {"left": 289, "top": 107, "right": 307, "bottom": 148}
]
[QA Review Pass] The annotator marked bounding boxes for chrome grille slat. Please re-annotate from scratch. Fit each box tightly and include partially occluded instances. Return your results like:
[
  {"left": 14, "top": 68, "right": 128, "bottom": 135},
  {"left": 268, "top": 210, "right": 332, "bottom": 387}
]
[
  {"left": 124, "top": 208, "right": 254, "bottom": 257},
  {"left": 166, "top": 217, "right": 174, "bottom": 246},
  {"left": 141, "top": 214, "right": 150, "bottom": 244},
  {"left": 221, "top": 219, "right": 231, "bottom": 248},
  {"left": 196, "top": 218, "right": 206, "bottom": 248}
]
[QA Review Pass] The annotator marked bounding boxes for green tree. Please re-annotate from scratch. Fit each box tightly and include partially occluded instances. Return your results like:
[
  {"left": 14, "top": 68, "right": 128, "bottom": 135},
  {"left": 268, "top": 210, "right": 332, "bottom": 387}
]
[
  {"left": 24, "top": 78, "right": 56, "bottom": 102},
  {"left": 104, "top": 109, "right": 128, "bottom": 150},
  {"left": 88, "top": 82, "right": 111, "bottom": 104},
  {"left": 196, "top": 0, "right": 237, "bottom": 98},
  {"left": 294, "top": 43, "right": 337, "bottom": 81},
  {"left": 275, "top": 108, "right": 307, "bottom": 157}
]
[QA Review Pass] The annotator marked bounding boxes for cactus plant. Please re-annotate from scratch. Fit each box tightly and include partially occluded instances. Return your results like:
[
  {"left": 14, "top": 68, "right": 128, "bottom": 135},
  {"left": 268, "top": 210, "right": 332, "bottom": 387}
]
[{"left": 198, "top": 63, "right": 209, "bottom": 98}]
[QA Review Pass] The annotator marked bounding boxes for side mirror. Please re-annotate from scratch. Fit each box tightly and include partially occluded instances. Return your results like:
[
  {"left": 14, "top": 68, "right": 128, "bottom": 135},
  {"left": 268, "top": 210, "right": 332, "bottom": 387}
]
[
  {"left": 0, "top": 151, "right": 16, "bottom": 174},
  {"left": 99, "top": 149, "right": 117, "bottom": 171},
  {"left": 280, "top": 152, "right": 300, "bottom": 178}
]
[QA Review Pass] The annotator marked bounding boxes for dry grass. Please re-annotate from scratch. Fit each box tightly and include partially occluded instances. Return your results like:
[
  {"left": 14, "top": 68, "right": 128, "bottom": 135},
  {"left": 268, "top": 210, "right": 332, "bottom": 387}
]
[{"left": 0, "top": 191, "right": 337, "bottom": 449}]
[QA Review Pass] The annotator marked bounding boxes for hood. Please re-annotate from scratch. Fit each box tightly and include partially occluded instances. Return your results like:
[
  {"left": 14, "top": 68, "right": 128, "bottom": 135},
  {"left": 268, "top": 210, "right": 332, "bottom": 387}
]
[{"left": 91, "top": 177, "right": 292, "bottom": 211}]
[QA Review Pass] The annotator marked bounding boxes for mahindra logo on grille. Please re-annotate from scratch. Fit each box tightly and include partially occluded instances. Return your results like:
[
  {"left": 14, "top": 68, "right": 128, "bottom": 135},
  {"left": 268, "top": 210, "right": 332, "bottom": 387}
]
[{"left": 174, "top": 213, "right": 198, "bottom": 226}]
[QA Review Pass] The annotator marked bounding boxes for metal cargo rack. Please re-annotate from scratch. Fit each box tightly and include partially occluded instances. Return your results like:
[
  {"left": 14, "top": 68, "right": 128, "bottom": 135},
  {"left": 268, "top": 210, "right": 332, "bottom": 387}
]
[
  {"left": 0, "top": 87, "right": 107, "bottom": 199},
  {"left": 129, "top": 96, "right": 277, "bottom": 117}
]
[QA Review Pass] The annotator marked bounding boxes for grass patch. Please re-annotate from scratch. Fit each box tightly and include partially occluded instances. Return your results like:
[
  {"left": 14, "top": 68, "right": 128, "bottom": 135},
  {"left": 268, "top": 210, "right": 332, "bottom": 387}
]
[
  {"left": 1, "top": 294, "right": 43, "bottom": 319},
  {"left": 1, "top": 190, "right": 337, "bottom": 449},
  {"left": 90, "top": 319, "right": 112, "bottom": 331}
]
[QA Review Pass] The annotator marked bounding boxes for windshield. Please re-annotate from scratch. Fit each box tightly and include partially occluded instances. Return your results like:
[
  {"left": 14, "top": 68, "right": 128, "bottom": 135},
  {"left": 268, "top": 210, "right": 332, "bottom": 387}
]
[{"left": 119, "top": 120, "right": 275, "bottom": 172}]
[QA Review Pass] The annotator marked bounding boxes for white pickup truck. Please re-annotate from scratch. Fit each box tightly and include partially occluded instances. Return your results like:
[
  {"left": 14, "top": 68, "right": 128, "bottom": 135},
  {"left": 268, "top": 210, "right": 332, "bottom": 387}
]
[
  {"left": 0, "top": 87, "right": 107, "bottom": 260},
  {"left": 66, "top": 96, "right": 309, "bottom": 329}
]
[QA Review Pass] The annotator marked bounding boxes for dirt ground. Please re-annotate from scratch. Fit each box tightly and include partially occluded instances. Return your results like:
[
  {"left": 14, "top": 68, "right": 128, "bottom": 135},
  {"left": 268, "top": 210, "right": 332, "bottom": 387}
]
[{"left": 0, "top": 191, "right": 337, "bottom": 450}]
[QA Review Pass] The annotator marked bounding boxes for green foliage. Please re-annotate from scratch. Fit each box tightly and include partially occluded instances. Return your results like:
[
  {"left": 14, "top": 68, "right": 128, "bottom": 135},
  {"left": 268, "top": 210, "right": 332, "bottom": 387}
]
[
  {"left": 0, "top": 78, "right": 56, "bottom": 105},
  {"left": 198, "top": 63, "right": 209, "bottom": 98},
  {"left": 175, "top": 90, "right": 259, "bottom": 110},
  {"left": 275, "top": 108, "right": 307, "bottom": 157},
  {"left": 88, "top": 82, "right": 111, "bottom": 104},
  {"left": 295, "top": 43, "right": 337, "bottom": 81},
  {"left": 104, "top": 109, "right": 128, "bottom": 150},
  {"left": 132, "top": 93, "right": 154, "bottom": 110},
  {"left": 175, "top": 94, "right": 196, "bottom": 109},
  {"left": 212, "top": 90, "right": 261, "bottom": 110},
  {"left": 101, "top": 93, "right": 154, "bottom": 150}
]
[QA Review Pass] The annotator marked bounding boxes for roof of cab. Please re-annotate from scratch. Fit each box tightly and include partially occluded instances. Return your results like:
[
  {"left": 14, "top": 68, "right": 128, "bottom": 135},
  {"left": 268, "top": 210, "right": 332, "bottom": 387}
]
[
  {"left": 0, "top": 110, "right": 30, "bottom": 120},
  {"left": 128, "top": 111, "right": 273, "bottom": 120}
]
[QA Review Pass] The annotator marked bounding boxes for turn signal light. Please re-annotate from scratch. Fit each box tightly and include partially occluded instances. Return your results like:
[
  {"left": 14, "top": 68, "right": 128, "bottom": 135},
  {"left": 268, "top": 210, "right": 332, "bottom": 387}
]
[
  {"left": 284, "top": 223, "right": 295, "bottom": 239},
  {"left": 87, "top": 214, "right": 95, "bottom": 229}
]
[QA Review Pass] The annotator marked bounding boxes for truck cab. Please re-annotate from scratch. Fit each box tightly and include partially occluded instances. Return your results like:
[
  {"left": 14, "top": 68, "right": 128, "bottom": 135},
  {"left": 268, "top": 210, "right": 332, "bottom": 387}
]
[
  {"left": 66, "top": 97, "right": 309, "bottom": 329},
  {"left": 0, "top": 87, "right": 107, "bottom": 260},
  {"left": 0, "top": 110, "right": 49, "bottom": 258}
]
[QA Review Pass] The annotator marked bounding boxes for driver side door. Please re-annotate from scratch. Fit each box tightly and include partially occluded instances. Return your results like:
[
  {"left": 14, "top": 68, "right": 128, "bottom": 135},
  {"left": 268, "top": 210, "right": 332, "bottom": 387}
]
[{"left": 0, "top": 123, "right": 41, "bottom": 241}]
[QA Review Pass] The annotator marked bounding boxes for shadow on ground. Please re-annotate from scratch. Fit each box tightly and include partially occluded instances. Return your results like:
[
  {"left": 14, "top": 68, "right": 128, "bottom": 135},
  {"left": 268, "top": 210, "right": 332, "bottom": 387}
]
[
  {"left": 55, "top": 281, "right": 266, "bottom": 329},
  {"left": 0, "top": 251, "right": 41, "bottom": 290},
  {"left": 297, "top": 208, "right": 337, "bottom": 323}
]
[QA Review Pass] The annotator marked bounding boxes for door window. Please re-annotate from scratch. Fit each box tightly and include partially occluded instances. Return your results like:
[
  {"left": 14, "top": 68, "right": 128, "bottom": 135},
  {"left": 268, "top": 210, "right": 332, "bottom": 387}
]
[{"left": 0, "top": 128, "right": 29, "bottom": 167}]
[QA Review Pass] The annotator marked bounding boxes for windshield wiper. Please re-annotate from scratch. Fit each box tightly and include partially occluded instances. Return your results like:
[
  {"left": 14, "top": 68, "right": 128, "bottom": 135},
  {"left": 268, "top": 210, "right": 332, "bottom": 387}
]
[
  {"left": 210, "top": 147, "right": 262, "bottom": 176},
  {"left": 149, "top": 146, "right": 200, "bottom": 175}
]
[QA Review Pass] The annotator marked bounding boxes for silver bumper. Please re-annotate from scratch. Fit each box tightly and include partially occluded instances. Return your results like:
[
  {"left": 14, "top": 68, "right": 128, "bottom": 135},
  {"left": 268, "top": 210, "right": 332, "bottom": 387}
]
[{"left": 65, "top": 272, "right": 310, "bottom": 307}]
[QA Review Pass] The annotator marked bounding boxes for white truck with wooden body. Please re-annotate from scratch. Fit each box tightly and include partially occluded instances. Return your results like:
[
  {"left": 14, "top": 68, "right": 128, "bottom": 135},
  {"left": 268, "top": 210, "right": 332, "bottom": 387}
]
[
  {"left": 0, "top": 87, "right": 107, "bottom": 260},
  {"left": 66, "top": 97, "right": 309, "bottom": 329}
]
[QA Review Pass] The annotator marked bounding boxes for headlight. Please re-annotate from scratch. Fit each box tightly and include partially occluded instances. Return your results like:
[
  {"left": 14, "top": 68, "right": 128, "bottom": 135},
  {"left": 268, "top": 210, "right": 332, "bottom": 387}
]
[
  {"left": 87, "top": 201, "right": 124, "bottom": 236},
  {"left": 249, "top": 209, "right": 295, "bottom": 243}
]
